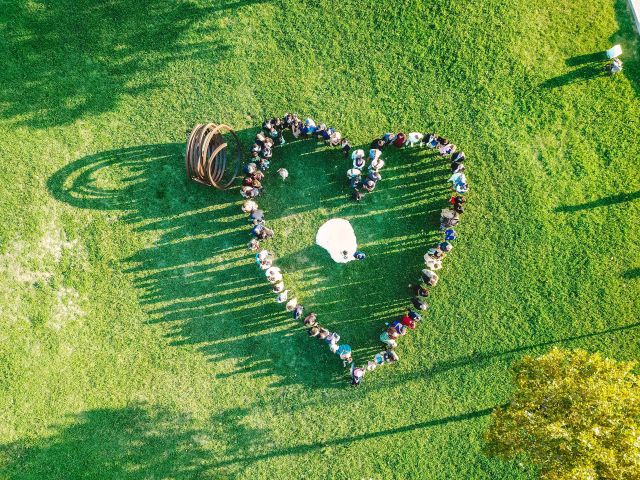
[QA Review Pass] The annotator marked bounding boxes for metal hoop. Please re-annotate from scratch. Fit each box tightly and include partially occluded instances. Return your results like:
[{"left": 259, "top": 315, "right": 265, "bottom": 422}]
[{"left": 185, "top": 123, "right": 242, "bottom": 189}]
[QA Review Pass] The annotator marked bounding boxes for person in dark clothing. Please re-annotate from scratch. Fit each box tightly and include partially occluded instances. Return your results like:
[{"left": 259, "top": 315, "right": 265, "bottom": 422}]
[
  {"left": 384, "top": 349, "right": 399, "bottom": 364},
  {"left": 368, "top": 170, "right": 382, "bottom": 182},
  {"left": 352, "top": 190, "right": 364, "bottom": 202},
  {"left": 451, "top": 151, "right": 465, "bottom": 163},
  {"left": 353, "top": 251, "right": 366, "bottom": 260},
  {"left": 423, "top": 133, "right": 438, "bottom": 148},
  {"left": 412, "top": 297, "right": 429, "bottom": 311},
  {"left": 451, "top": 160, "right": 465, "bottom": 174},
  {"left": 341, "top": 139, "right": 352, "bottom": 158},
  {"left": 370, "top": 139, "right": 385, "bottom": 151},
  {"left": 407, "top": 309, "right": 422, "bottom": 322},
  {"left": 412, "top": 284, "right": 429, "bottom": 298},
  {"left": 451, "top": 195, "right": 466, "bottom": 208},
  {"left": 242, "top": 176, "right": 254, "bottom": 186},
  {"left": 283, "top": 113, "right": 297, "bottom": 128}
]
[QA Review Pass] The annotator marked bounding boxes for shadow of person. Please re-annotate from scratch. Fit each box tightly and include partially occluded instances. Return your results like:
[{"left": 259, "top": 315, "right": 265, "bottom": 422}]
[
  {"left": 539, "top": 64, "right": 607, "bottom": 89},
  {"left": 565, "top": 51, "right": 608, "bottom": 67},
  {"left": 47, "top": 137, "right": 449, "bottom": 388},
  {"left": 0, "top": 405, "right": 216, "bottom": 478},
  {"left": 0, "top": 0, "right": 245, "bottom": 128}
]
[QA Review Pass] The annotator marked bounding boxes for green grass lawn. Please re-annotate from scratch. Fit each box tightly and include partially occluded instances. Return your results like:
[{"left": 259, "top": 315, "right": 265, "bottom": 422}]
[{"left": 1, "top": 0, "right": 639, "bottom": 478}]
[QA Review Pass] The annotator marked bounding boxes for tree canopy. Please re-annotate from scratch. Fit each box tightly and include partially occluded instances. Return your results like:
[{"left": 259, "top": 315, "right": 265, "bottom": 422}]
[{"left": 485, "top": 348, "right": 640, "bottom": 480}]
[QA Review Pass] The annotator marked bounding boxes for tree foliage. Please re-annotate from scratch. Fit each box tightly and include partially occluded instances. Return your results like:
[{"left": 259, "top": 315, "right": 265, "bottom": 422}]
[{"left": 485, "top": 348, "right": 640, "bottom": 480}]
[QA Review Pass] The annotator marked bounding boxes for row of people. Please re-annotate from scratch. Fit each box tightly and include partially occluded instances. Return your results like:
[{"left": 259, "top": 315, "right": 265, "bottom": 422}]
[
  {"left": 347, "top": 132, "right": 462, "bottom": 202},
  {"left": 241, "top": 116, "right": 355, "bottom": 372},
  {"left": 348, "top": 133, "right": 471, "bottom": 386}
]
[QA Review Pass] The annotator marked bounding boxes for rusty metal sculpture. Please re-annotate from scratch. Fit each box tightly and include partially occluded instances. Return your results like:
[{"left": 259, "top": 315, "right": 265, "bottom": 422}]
[{"left": 185, "top": 123, "right": 242, "bottom": 189}]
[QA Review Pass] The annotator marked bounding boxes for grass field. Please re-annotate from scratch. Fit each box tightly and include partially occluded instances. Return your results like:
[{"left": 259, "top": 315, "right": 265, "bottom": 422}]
[{"left": 1, "top": 0, "right": 639, "bottom": 478}]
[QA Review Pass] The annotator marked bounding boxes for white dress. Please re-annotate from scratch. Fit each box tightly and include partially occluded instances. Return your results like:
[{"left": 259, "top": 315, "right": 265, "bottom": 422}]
[{"left": 316, "top": 219, "right": 358, "bottom": 263}]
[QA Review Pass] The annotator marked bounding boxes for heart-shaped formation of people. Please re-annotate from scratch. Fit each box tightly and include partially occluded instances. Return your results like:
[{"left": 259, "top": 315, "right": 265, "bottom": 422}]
[{"left": 239, "top": 114, "right": 470, "bottom": 385}]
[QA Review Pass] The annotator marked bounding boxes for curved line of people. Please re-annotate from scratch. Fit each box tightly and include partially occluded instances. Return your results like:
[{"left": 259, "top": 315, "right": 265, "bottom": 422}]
[
  {"left": 348, "top": 132, "right": 468, "bottom": 202},
  {"left": 239, "top": 113, "right": 470, "bottom": 386},
  {"left": 240, "top": 114, "right": 357, "bottom": 374},
  {"left": 349, "top": 133, "right": 470, "bottom": 386}
]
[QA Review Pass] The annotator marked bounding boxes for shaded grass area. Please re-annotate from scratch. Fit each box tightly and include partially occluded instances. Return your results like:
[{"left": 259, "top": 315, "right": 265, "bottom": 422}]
[{"left": 0, "top": 0, "right": 639, "bottom": 478}]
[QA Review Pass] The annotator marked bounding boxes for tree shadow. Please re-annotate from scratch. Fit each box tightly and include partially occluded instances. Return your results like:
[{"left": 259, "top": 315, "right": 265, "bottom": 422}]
[
  {"left": 0, "top": 405, "right": 219, "bottom": 479},
  {"left": 47, "top": 136, "right": 450, "bottom": 388},
  {"left": 555, "top": 189, "right": 640, "bottom": 212},
  {"left": 210, "top": 405, "right": 497, "bottom": 470},
  {"left": 0, "top": 0, "right": 261, "bottom": 128}
]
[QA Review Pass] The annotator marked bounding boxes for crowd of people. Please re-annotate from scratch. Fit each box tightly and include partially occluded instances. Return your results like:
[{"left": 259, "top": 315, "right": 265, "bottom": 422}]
[{"left": 238, "top": 113, "right": 470, "bottom": 385}]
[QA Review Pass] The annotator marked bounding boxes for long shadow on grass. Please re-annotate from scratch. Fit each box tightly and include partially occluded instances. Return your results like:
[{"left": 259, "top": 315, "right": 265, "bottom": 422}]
[
  {"left": 0, "top": 401, "right": 494, "bottom": 477},
  {"left": 0, "top": 404, "right": 219, "bottom": 478},
  {"left": 0, "top": 0, "right": 265, "bottom": 128},
  {"left": 48, "top": 136, "right": 450, "bottom": 388},
  {"left": 210, "top": 405, "right": 496, "bottom": 469},
  {"left": 376, "top": 321, "right": 640, "bottom": 390},
  {"left": 555, "top": 190, "right": 640, "bottom": 212}
]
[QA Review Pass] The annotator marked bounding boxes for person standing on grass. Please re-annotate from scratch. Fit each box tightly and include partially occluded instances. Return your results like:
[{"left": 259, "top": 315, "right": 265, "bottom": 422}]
[
  {"left": 353, "top": 251, "right": 366, "bottom": 260},
  {"left": 351, "top": 363, "right": 365, "bottom": 386},
  {"left": 380, "top": 327, "right": 399, "bottom": 348},
  {"left": 412, "top": 283, "right": 429, "bottom": 298},
  {"left": 303, "top": 312, "right": 318, "bottom": 327},
  {"left": 293, "top": 305, "right": 304, "bottom": 320},
  {"left": 337, "top": 344, "right": 352, "bottom": 366},
  {"left": 384, "top": 349, "right": 399, "bottom": 364},
  {"left": 421, "top": 269, "right": 439, "bottom": 286},
  {"left": 400, "top": 314, "right": 416, "bottom": 329},
  {"left": 341, "top": 138, "right": 352, "bottom": 158},
  {"left": 412, "top": 297, "right": 428, "bottom": 311}
]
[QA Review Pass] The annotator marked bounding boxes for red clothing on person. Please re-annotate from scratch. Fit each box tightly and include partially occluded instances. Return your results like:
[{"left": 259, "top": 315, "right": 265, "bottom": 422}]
[
  {"left": 400, "top": 315, "right": 416, "bottom": 329},
  {"left": 393, "top": 133, "right": 406, "bottom": 148}
]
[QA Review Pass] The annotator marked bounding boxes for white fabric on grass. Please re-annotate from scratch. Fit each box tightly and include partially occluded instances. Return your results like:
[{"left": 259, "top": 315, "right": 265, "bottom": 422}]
[{"left": 316, "top": 218, "right": 358, "bottom": 263}]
